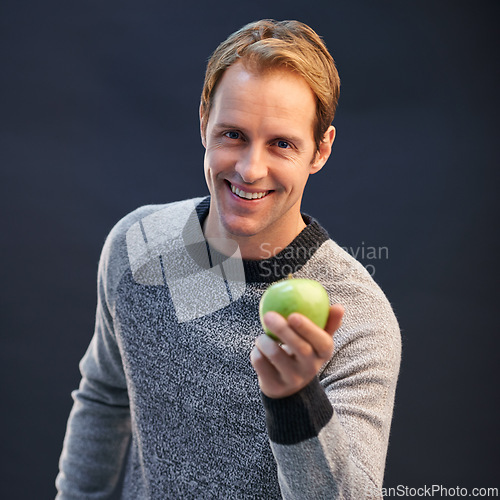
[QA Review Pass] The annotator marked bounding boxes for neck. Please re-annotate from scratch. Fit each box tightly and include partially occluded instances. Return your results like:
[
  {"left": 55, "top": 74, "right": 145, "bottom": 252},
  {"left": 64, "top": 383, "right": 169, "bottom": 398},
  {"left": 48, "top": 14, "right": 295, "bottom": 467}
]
[{"left": 203, "top": 208, "right": 307, "bottom": 260}]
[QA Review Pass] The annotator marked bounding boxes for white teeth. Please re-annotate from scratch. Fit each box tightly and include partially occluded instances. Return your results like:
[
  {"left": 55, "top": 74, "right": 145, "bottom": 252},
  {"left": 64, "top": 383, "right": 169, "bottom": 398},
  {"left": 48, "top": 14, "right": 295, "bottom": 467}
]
[{"left": 230, "top": 184, "right": 269, "bottom": 200}]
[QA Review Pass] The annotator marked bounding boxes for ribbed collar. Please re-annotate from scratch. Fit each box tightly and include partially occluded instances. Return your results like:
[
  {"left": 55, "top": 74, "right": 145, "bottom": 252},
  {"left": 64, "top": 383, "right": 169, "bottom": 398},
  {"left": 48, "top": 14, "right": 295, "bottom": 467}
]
[{"left": 192, "top": 196, "right": 330, "bottom": 283}]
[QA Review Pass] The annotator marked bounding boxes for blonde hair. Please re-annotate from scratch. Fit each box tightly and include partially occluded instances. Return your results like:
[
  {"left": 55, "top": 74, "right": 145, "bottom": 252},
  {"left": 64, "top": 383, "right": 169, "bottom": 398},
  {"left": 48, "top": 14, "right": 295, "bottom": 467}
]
[{"left": 200, "top": 19, "right": 340, "bottom": 150}]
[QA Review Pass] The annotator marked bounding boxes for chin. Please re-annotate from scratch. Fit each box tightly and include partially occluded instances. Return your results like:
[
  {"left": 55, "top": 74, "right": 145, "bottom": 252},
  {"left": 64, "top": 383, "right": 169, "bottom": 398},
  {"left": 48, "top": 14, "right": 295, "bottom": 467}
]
[
  {"left": 218, "top": 213, "right": 265, "bottom": 238},
  {"left": 221, "top": 221, "right": 261, "bottom": 239}
]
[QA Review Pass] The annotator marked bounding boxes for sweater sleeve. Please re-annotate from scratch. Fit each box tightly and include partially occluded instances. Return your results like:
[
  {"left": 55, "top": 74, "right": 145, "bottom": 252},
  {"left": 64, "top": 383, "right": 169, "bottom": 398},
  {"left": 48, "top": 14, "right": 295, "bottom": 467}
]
[
  {"left": 55, "top": 225, "right": 132, "bottom": 499},
  {"left": 261, "top": 287, "right": 401, "bottom": 500}
]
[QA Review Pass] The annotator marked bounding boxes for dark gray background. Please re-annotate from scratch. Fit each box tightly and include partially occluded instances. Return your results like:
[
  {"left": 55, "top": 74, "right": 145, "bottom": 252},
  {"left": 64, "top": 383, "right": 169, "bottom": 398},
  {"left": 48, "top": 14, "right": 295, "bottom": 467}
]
[{"left": 1, "top": 1, "right": 499, "bottom": 498}]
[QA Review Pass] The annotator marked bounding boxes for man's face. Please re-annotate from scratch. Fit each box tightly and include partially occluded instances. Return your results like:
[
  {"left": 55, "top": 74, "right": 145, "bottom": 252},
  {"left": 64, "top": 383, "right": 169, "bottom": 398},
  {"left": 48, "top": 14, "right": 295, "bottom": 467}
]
[{"left": 201, "top": 61, "right": 334, "bottom": 257}]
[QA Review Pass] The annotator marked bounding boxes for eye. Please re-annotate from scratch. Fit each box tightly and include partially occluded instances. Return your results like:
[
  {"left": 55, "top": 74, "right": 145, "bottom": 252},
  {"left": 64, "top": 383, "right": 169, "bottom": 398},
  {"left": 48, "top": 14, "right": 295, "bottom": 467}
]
[
  {"left": 225, "top": 131, "right": 240, "bottom": 140},
  {"left": 276, "top": 140, "right": 291, "bottom": 149}
]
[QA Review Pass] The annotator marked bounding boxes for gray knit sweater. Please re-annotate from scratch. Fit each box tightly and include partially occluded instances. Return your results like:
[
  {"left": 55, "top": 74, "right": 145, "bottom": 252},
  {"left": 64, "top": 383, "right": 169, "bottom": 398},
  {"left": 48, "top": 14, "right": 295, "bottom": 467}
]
[{"left": 56, "top": 196, "right": 401, "bottom": 499}]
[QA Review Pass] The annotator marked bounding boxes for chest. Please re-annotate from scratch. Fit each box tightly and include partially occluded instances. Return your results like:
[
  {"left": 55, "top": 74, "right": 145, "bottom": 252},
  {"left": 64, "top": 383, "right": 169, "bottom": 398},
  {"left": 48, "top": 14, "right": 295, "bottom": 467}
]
[{"left": 114, "top": 274, "right": 266, "bottom": 431}]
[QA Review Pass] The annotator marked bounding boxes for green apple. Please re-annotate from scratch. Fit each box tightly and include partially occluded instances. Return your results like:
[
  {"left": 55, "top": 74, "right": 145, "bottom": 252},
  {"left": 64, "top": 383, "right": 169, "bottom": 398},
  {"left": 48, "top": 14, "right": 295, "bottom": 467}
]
[{"left": 259, "top": 276, "right": 330, "bottom": 341}]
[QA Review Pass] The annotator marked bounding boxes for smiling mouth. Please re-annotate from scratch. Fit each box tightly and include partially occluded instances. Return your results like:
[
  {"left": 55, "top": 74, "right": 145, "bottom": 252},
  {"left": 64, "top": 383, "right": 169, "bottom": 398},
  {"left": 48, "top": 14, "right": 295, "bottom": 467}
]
[{"left": 227, "top": 181, "right": 272, "bottom": 200}]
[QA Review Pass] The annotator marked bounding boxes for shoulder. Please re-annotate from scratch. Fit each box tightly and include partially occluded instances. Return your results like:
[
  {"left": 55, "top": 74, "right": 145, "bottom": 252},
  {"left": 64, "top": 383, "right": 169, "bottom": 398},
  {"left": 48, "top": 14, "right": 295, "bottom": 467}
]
[{"left": 97, "top": 197, "right": 206, "bottom": 298}]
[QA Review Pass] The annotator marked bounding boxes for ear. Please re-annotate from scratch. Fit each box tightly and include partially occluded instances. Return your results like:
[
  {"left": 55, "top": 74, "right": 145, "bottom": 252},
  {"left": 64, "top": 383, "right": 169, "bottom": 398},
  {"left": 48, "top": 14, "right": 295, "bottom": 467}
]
[
  {"left": 311, "top": 125, "right": 336, "bottom": 174},
  {"left": 199, "top": 102, "right": 207, "bottom": 148}
]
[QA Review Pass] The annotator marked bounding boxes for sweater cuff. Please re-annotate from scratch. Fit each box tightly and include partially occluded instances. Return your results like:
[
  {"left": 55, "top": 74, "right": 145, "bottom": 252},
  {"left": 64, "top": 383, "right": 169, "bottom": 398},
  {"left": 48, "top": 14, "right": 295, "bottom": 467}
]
[{"left": 261, "top": 377, "right": 333, "bottom": 445}]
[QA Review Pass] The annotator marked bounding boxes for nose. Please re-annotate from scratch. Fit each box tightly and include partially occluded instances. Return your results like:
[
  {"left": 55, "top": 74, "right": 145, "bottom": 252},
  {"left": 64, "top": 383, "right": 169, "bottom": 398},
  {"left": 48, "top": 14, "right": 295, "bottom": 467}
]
[{"left": 235, "top": 145, "right": 268, "bottom": 184}]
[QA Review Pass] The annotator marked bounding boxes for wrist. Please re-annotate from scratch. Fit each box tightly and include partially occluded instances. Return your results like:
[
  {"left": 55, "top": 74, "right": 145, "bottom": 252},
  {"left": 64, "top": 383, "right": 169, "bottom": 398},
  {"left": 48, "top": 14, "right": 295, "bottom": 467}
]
[{"left": 261, "top": 377, "right": 333, "bottom": 445}]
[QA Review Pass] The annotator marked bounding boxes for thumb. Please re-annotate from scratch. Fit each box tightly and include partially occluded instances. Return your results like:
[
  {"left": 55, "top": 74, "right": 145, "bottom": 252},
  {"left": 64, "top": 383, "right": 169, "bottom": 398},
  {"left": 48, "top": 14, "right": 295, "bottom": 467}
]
[{"left": 324, "top": 304, "right": 344, "bottom": 336}]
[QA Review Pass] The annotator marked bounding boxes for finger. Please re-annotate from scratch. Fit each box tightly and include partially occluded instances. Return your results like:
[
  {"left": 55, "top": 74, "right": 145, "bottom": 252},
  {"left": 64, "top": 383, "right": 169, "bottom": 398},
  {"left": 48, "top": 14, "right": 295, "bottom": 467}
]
[
  {"left": 262, "top": 311, "right": 292, "bottom": 344},
  {"left": 254, "top": 333, "right": 296, "bottom": 373},
  {"left": 287, "top": 313, "right": 333, "bottom": 360},
  {"left": 250, "top": 345, "right": 295, "bottom": 398},
  {"left": 255, "top": 334, "right": 319, "bottom": 390},
  {"left": 250, "top": 345, "right": 280, "bottom": 380},
  {"left": 263, "top": 312, "right": 314, "bottom": 357}
]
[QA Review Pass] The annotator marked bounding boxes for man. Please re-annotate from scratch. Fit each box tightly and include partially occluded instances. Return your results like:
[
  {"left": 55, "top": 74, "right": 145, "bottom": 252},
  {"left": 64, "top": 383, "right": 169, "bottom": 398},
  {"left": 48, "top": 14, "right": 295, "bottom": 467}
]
[{"left": 56, "top": 19, "right": 401, "bottom": 499}]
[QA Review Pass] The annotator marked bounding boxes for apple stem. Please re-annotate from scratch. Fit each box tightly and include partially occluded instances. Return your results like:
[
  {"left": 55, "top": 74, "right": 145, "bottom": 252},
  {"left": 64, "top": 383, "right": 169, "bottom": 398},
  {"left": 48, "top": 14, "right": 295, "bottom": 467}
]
[{"left": 288, "top": 273, "right": 293, "bottom": 280}]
